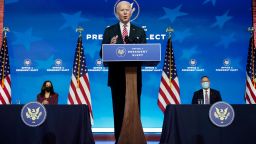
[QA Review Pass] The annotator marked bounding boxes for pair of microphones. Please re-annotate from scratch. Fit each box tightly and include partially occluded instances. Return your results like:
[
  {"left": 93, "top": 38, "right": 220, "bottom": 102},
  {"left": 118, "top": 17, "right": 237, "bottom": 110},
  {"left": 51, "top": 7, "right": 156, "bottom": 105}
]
[{"left": 124, "top": 36, "right": 140, "bottom": 44}]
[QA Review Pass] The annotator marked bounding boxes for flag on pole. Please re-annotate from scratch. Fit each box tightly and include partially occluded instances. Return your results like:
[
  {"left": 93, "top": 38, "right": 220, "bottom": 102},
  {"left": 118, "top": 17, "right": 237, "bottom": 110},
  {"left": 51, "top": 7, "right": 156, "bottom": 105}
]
[
  {"left": 253, "top": 0, "right": 256, "bottom": 48},
  {"left": 158, "top": 37, "right": 180, "bottom": 112},
  {"left": 67, "top": 34, "right": 93, "bottom": 122},
  {"left": 245, "top": 34, "right": 256, "bottom": 104},
  {"left": 0, "top": 34, "right": 11, "bottom": 104},
  {"left": 245, "top": 0, "right": 256, "bottom": 104}
]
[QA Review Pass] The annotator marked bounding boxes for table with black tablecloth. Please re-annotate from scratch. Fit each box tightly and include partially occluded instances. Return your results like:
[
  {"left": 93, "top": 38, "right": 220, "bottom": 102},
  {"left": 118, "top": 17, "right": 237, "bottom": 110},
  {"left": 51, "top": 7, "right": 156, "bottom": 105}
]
[
  {"left": 160, "top": 104, "right": 256, "bottom": 144},
  {"left": 0, "top": 105, "right": 94, "bottom": 144}
]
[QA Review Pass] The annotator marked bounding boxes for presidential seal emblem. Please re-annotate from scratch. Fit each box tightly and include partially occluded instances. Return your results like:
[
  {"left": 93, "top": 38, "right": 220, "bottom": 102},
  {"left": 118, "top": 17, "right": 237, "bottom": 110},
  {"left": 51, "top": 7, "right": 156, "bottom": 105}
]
[
  {"left": 55, "top": 59, "right": 62, "bottom": 67},
  {"left": 116, "top": 47, "right": 126, "bottom": 57},
  {"left": 24, "top": 59, "right": 32, "bottom": 67},
  {"left": 189, "top": 59, "right": 197, "bottom": 66},
  {"left": 209, "top": 101, "right": 235, "bottom": 127},
  {"left": 96, "top": 59, "right": 102, "bottom": 66},
  {"left": 21, "top": 102, "right": 47, "bottom": 127},
  {"left": 223, "top": 58, "right": 231, "bottom": 66}
]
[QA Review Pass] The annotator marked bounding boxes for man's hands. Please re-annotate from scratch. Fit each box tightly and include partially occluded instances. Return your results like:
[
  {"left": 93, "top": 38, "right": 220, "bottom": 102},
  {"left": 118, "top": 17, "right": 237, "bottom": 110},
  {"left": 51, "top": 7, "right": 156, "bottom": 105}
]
[{"left": 111, "top": 35, "right": 118, "bottom": 44}]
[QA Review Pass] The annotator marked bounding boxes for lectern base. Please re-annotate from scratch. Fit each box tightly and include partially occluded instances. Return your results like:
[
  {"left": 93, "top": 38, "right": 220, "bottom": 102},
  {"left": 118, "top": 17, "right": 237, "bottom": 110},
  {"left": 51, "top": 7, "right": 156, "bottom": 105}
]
[{"left": 117, "top": 67, "right": 146, "bottom": 144}]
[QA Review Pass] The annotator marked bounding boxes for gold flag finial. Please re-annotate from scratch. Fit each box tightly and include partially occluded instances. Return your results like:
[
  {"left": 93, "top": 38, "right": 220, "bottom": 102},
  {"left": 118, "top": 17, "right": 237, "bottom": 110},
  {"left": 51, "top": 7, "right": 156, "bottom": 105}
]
[
  {"left": 76, "top": 26, "right": 84, "bottom": 37},
  {"left": 248, "top": 27, "right": 254, "bottom": 33},
  {"left": 166, "top": 27, "right": 174, "bottom": 39},
  {"left": 3, "top": 27, "right": 10, "bottom": 37}
]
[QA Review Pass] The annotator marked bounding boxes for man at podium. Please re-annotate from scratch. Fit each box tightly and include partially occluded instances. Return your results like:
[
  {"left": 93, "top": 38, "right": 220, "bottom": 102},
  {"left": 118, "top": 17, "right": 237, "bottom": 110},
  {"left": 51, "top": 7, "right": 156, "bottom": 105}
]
[{"left": 100, "top": 0, "right": 146, "bottom": 141}]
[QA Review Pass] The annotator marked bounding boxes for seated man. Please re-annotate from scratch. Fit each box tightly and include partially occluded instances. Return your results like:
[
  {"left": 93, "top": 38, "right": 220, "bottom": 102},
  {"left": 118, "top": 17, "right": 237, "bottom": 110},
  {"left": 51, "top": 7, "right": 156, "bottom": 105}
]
[{"left": 192, "top": 76, "right": 222, "bottom": 104}]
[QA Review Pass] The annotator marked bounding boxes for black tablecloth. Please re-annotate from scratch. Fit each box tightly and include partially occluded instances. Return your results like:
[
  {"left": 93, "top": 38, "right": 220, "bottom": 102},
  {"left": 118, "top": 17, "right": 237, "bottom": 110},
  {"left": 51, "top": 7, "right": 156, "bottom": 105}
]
[
  {"left": 0, "top": 105, "right": 94, "bottom": 144},
  {"left": 160, "top": 104, "right": 256, "bottom": 144}
]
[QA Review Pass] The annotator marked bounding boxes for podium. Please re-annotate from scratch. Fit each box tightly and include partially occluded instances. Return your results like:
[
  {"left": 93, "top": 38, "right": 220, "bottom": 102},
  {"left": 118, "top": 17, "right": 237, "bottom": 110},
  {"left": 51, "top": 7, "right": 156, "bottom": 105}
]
[{"left": 102, "top": 44, "right": 161, "bottom": 144}]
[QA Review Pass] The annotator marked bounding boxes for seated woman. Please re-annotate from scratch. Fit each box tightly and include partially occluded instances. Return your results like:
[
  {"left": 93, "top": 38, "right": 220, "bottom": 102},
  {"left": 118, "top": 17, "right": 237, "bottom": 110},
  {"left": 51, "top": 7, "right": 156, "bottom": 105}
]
[{"left": 37, "top": 80, "right": 58, "bottom": 105}]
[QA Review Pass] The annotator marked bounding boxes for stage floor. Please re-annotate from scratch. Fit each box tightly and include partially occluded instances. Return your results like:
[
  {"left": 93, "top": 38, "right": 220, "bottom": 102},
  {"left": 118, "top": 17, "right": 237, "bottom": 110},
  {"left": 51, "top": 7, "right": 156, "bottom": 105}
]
[
  {"left": 96, "top": 141, "right": 159, "bottom": 144},
  {"left": 94, "top": 132, "right": 161, "bottom": 143}
]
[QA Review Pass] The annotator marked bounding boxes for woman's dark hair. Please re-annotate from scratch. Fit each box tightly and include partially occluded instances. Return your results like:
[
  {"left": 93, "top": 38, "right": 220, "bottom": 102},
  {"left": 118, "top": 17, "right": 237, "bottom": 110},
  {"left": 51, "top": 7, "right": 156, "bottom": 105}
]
[{"left": 40, "top": 80, "right": 55, "bottom": 95}]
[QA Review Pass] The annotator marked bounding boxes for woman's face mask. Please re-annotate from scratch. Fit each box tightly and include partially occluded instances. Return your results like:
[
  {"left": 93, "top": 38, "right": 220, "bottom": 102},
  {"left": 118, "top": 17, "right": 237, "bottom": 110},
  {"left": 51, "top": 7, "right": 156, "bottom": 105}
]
[{"left": 45, "top": 87, "right": 51, "bottom": 92}]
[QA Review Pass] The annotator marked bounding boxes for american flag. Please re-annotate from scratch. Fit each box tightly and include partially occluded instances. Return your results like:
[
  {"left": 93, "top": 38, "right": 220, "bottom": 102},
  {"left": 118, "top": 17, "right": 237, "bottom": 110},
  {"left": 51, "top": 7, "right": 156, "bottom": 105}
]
[
  {"left": 253, "top": 0, "right": 256, "bottom": 52},
  {"left": 245, "top": 0, "right": 256, "bottom": 104},
  {"left": 245, "top": 34, "right": 256, "bottom": 104},
  {"left": 0, "top": 35, "right": 11, "bottom": 104},
  {"left": 68, "top": 35, "right": 93, "bottom": 122},
  {"left": 158, "top": 37, "right": 180, "bottom": 112}
]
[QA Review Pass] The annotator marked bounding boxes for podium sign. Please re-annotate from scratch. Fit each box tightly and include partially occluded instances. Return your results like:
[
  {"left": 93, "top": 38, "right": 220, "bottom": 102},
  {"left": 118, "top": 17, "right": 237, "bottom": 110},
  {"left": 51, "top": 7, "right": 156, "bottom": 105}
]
[{"left": 102, "top": 43, "right": 161, "bottom": 63}]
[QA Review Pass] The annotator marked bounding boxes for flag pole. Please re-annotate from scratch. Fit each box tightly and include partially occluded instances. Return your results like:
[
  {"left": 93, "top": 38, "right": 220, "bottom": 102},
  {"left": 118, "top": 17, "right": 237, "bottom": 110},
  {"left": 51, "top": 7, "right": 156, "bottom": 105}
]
[
  {"left": 248, "top": 27, "right": 255, "bottom": 88},
  {"left": 166, "top": 27, "right": 174, "bottom": 88},
  {"left": 75, "top": 26, "right": 84, "bottom": 88},
  {"left": 1, "top": 27, "right": 9, "bottom": 88}
]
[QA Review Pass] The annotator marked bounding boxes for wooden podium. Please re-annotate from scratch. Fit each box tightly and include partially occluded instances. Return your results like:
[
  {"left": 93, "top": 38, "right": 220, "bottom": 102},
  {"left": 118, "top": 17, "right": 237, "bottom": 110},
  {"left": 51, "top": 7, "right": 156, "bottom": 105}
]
[
  {"left": 102, "top": 44, "right": 161, "bottom": 144},
  {"left": 118, "top": 66, "right": 145, "bottom": 144}
]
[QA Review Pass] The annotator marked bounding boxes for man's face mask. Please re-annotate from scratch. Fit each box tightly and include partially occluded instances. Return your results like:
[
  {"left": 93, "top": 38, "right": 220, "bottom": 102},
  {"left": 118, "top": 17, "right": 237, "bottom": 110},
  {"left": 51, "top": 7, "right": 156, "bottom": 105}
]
[{"left": 201, "top": 82, "right": 210, "bottom": 89}]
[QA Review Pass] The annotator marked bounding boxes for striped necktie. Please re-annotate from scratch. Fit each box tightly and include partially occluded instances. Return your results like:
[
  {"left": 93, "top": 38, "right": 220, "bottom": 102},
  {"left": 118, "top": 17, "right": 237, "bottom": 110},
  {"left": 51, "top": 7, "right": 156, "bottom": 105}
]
[
  {"left": 205, "top": 90, "right": 209, "bottom": 104},
  {"left": 122, "top": 24, "right": 128, "bottom": 43}
]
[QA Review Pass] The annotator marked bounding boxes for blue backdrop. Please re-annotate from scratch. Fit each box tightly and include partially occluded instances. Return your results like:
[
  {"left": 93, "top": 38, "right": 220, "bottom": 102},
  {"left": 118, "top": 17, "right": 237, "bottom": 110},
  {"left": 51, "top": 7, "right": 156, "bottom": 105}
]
[{"left": 4, "top": 0, "right": 252, "bottom": 129}]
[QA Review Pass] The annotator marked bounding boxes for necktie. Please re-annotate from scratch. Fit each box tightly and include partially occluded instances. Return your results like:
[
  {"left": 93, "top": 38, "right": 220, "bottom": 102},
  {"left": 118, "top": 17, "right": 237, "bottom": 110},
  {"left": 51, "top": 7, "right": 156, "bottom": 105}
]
[
  {"left": 205, "top": 90, "right": 209, "bottom": 104},
  {"left": 122, "top": 24, "right": 128, "bottom": 43}
]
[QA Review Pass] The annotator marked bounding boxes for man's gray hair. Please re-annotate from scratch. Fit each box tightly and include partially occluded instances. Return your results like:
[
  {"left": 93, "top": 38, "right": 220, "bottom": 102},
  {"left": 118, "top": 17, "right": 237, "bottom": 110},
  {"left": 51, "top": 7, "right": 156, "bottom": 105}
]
[{"left": 115, "top": 1, "right": 131, "bottom": 12}]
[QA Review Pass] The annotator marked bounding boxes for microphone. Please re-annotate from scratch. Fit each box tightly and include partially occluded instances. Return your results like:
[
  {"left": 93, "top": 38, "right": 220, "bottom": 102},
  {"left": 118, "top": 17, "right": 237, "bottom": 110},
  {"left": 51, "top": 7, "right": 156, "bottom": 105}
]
[
  {"left": 134, "top": 37, "right": 140, "bottom": 43},
  {"left": 124, "top": 36, "right": 131, "bottom": 44},
  {"left": 125, "top": 36, "right": 140, "bottom": 44}
]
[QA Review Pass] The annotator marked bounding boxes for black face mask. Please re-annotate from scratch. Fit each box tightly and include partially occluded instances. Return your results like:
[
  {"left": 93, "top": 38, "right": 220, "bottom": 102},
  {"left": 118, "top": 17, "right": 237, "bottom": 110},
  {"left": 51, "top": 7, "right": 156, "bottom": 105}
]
[{"left": 45, "top": 87, "right": 51, "bottom": 92}]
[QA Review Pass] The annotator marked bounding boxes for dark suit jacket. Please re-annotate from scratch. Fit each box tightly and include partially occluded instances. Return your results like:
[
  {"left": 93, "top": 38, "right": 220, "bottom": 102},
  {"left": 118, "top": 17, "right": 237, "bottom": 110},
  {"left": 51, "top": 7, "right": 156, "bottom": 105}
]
[
  {"left": 100, "top": 23, "right": 146, "bottom": 87},
  {"left": 192, "top": 88, "right": 222, "bottom": 104}
]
